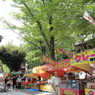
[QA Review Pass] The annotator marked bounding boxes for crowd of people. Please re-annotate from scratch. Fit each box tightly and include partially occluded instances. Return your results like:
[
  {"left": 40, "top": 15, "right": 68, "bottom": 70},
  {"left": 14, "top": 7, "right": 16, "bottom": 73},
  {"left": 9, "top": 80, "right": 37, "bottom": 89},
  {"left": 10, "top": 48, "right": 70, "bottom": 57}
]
[
  {"left": 3, "top": 72, "right": 75, "bottom": 94},
  {"left": 4, "top": 75, "right": 22, "bottom": 90},
  {"left": 4, "top": 75, "right": 38, "bottom": 91}
]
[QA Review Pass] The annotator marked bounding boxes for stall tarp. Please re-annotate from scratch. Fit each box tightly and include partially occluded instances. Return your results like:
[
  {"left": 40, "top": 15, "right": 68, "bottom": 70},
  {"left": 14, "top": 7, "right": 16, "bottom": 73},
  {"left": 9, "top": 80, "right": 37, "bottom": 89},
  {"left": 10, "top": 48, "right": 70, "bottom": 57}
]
[
  {"left": 24, "top": 74, "right": 38, "bottom": 80},
  {"left": 35, "top": 72, "right": 51, "bottom": 79},
  {"left": 63, "top": 66, "right": 82, "bottom": 73},
  {"left": 70, "top": 64, "right": 90, "bottom": 73},
  {"left": 46, "top": 69, "right": 65, "bottom": 78},
  {"left": 12, "top": 71, "right": 23, "bottom": 76}
]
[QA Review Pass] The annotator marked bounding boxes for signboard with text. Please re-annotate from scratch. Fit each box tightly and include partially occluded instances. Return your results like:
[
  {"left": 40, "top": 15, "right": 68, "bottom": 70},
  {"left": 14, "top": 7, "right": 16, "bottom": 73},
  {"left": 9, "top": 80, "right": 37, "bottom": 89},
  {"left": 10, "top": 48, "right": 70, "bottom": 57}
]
[
  {"left": 70, "top": 49, "right": 95, "bottom": 66},
  {"left": 32, "top": 65, "right": 48, "bottom": 74},
  {"left": 42, "top": 55, "right": 57, "bottom": 66},
  {"left": 42, "top": 55, "right": 82, "bottom": 73},
  {"left": 60, "top": 88, "right": 85, "bottom": 95},
  {"left": 85, "top": 89, "right": 95, "bottom": 95}
]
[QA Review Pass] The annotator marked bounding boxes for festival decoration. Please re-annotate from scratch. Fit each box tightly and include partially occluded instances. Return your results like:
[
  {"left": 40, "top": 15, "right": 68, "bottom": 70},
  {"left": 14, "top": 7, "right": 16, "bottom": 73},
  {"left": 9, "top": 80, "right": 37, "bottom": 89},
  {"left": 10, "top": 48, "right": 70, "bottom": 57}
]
[
  {"left": 56, "top": 48, "right": 73, "bottom": 58},
  {"left": 83, "top": 10, "right": 95, "bottom": 26}
]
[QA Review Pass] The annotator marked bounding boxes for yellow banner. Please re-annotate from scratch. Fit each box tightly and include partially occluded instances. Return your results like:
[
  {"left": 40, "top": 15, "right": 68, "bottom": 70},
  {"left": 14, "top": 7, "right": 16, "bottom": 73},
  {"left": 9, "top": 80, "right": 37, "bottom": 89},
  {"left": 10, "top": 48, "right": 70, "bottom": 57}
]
[{"left": 70, "top": 49, "right": 95, "bottom": 65}]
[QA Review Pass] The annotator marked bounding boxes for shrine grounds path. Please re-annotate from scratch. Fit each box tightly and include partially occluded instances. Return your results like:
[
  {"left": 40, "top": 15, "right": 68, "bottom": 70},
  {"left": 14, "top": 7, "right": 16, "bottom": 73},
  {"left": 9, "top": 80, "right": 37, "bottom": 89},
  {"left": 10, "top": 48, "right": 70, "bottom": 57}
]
[
  {"left": 0, "top": 82, "right": 53, "bottom": 95},
  {"left": 0, "top": 89, "right": 53, "bottom": 95}
]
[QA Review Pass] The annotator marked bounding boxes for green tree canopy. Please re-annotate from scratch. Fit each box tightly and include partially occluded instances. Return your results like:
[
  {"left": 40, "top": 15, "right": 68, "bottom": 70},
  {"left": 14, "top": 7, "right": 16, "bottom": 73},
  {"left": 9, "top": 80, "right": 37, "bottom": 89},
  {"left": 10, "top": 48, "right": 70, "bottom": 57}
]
[
  {"left": 1, "top": 0, "right": 95, "bottom": 68},
  {"left": 0, "top": 43, "right": 26, "bottom": 71}
]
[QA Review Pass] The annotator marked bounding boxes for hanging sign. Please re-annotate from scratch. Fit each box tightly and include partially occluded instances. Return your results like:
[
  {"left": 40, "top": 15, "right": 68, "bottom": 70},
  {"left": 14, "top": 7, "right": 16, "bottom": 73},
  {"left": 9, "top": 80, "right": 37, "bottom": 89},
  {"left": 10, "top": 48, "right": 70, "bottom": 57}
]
[
  {"left": 70, "top": 49, "right": 95, "bottom": 65},
  {"left": 42, "top": 55, "right": 82, "bottom": 72},
  {"left": 42, "top": 55, "right": 57, "bottom": 66},
  {"left": 32, "top": 65, "right": 48, "bottom": 74}
]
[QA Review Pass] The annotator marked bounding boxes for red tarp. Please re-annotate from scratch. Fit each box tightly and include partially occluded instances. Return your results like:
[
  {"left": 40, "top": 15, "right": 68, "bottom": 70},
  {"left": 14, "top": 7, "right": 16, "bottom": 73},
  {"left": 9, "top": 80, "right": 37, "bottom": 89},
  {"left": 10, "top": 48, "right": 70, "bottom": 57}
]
[
  {"left": 35, "top": 72, "right": 51, "bottom": 79},
  {"left": 46, "top": 69, "right": 65, "bottom": 78},
  {"left": 21, "top": 82, "right": 30, "bottom": 84}
]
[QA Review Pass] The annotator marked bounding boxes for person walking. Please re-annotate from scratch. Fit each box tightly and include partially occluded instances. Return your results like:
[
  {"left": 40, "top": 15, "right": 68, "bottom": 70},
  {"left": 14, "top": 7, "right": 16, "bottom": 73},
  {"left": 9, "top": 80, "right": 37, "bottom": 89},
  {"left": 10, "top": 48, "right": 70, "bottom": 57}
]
[
  {"left": 12, "top": 76, "right": 17, "bottom": 90},
  {"left": 7, "top": 79, "right": 12, "bottom": 89},
  {"left": 17, "top": 76, "right": 22, "bottom": 89},
  {"left": 4, "top": 77, "right": 9, "bottom": 90},
  {"left": 51, "top": 71, "right": 60, "bottom": 95}
]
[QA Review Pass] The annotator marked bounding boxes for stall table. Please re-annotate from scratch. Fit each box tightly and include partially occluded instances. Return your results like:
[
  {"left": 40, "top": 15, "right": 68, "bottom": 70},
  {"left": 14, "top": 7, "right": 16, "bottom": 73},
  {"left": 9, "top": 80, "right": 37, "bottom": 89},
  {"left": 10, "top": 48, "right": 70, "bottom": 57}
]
[
  {"left": 21, "top": 82, "right": 31, "bottom": 89},
  {"left": 40, "top": 84, "right": 51, "bottom": 92},
  {"left": 60, "top": 80, "right": 85, "bottom": 95}
]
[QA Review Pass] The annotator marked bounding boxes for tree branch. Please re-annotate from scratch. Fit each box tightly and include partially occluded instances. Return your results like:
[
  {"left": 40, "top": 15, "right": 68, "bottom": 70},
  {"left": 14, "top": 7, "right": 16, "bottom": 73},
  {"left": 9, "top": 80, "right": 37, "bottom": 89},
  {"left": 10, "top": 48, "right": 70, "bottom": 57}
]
[
  {"left": 49, "top": 0, "right": 52, "bottom": 2},
  {"left": 23, "top": 2, "right": 50, "bottom": 47},
  {"left": 18, "top": 18, "right": 33, "bottom": 30},
  {"left": 42, "top": 0, "right": 45, "bottom": 4},
  {"left": 23, "top": 3, "right": 34, "bottom": 17},
  {"left": 93, "top": 0, "right": 95, "bottom": 2},
  {"left": 49, "top": 16, "right": 53, "bottom": 31},
  {"left": 3, "top": 19, "right": 41, "bottom": 50},
  {"left": 36, "top": 21, "right": 50, "bottom": 47}
]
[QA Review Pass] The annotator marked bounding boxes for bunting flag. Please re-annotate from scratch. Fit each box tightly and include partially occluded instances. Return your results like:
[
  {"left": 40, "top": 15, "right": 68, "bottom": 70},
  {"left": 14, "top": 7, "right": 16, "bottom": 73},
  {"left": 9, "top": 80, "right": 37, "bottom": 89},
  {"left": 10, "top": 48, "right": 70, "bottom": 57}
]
[
  {"left": 56, "top": 48, "right": 66, "bottom": 54},
  {"left": 56, "top": 48, "right": 73, "bottom": 58},
  {"left": 83, "top": 10, "right": 95, "bottom": 24},
  {"left": 66, "top": 51, "right": 73, "bottom": 58}
]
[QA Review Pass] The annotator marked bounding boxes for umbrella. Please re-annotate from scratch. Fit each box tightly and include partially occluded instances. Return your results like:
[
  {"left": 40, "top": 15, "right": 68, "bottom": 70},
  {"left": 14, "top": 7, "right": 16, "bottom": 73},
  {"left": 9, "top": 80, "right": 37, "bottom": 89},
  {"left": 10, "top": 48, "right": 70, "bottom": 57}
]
[
  {"left": 24, "top": 74, "right": 38, "bottom": 80},
  {"left": 12, "top": 71, "right": 23, "bottom": 76}
]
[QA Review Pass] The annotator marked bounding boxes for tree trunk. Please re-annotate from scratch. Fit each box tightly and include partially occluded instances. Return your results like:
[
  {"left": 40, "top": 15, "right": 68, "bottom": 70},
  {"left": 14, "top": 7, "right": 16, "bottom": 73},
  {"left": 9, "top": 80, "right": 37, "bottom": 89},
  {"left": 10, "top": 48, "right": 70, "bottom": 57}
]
[
  {"left": 49, "top": 37, "right": 55, "bottom": 60},
  {"left": 41, "top": 46, "right": 46, "bottom": 55},
  {"left": 41, "top": 46, "right": 46, "bottom": 65}
]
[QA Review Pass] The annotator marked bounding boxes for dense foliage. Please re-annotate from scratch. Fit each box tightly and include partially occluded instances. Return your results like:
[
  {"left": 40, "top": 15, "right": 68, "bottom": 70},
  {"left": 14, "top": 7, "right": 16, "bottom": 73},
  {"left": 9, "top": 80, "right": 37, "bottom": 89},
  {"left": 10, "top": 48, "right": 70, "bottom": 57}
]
[
  {"left": 1, "top": 0, "right": 95, "bottom": 68},
  {"left": 0, "top": 43, "right": 26, "bottom": 71}
]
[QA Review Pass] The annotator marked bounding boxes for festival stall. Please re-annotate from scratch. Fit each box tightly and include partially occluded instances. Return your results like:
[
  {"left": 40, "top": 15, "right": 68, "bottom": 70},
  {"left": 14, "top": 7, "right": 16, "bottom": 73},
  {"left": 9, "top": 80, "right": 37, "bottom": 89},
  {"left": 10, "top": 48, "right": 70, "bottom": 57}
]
[
  {"left": 32, "top": 65, "right": 52, "bottom": 91},
  {"left": 70, "top": 49, "right": 95, "bottom": 95},
  {"left": 22, "top": 73, "right": 39, "bottom": 89},
  {"left": 30, "top": 53, "right": 90, "bottom": 94},
  {"left": 42, "top": 55, "right": 87, "bottom": 95}
]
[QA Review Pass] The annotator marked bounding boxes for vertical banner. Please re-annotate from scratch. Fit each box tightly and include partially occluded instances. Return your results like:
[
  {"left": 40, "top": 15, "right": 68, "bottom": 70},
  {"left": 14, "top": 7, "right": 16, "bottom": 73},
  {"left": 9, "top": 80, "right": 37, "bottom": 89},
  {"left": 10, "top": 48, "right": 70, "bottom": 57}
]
[{"left": 83, "top": 10, "right": 95, "bottom": 26}]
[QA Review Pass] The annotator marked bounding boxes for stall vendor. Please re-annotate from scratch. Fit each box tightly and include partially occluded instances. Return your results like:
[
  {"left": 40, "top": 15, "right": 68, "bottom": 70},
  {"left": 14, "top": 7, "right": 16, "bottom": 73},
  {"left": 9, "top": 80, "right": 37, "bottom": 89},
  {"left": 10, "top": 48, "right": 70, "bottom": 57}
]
[{"left": 68, "top": 73, "right": 75, "bottom": 80}]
